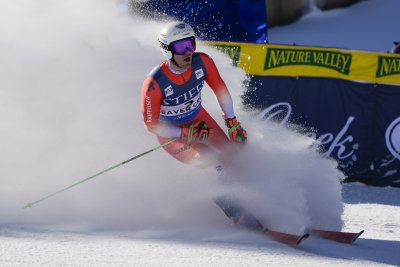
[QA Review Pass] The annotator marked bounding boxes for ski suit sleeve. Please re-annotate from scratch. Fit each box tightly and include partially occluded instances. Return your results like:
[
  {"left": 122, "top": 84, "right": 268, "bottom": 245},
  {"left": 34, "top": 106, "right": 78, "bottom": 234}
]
[
  {"left": 141, "top": 76, "right": 181, "bottom": 138},
  {"left": 199, "top": 53, "right": 235, "bottom": 118}
]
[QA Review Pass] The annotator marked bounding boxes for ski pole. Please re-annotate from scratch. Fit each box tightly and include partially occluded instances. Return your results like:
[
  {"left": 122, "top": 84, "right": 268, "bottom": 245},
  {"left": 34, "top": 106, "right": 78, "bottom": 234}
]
[{"left": 23, "top": 139, "right": 177, "bottom": 209}]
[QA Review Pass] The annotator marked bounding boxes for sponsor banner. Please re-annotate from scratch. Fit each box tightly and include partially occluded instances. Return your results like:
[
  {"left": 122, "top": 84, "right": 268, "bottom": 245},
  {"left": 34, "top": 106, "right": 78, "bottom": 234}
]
[
  {"left": 206, "top": 41, "right": 400, "bottom": 186},
  {"left": 243, "top": 75, "right": 400, "bottom": 187},
  {"left": 206, "top": 41, "right": 400, "bottom": 85}
]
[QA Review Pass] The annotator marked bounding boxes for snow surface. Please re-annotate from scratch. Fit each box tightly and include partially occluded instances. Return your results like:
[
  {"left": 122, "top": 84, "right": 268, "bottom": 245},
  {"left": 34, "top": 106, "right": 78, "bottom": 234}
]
[{"left": 0, "top": 0, "right": 399, "bottom": 266}]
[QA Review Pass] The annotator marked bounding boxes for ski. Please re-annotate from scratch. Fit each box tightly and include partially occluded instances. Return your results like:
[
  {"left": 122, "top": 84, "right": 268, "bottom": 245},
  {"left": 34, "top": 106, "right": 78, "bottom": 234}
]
[
  {"left": 262, "top": 229, "right": 310, "bottom": 246},
  {"left": 214, "top": 199, "right": 309, "bottom": 246},
  {"left": 226, "top": 211, "right": 310, "bottom": 246},
  {"left": 309, "top": 229, "right": 364, "bottom": 244},
  {"left": 235, "top": 219, "right": 310, "bottom": 246},
  {"left": 232, "top": 212, "right": 309, "bottom": 246}
]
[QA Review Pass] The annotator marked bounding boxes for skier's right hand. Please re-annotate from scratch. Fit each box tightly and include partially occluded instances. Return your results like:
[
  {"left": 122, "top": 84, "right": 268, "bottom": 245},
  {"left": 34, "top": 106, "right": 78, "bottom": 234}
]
[
  {"left": 181, "top": 121, "right": 211, "bottom": 144},
  {"left": 223, "top": 115, "right": 247, "bottom": 144}
]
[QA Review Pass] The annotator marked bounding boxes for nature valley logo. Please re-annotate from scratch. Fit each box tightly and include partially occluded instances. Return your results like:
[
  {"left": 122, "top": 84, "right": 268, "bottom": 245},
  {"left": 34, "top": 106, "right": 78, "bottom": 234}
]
[
  {"left": 376, "top": 56, "right": 400, "bottom": 77},
  {"left": 264, "top": 48, "right": 352, "bottom": 75},
  {"left": 212, "top": 44, "right": 241, "bottom": 66}
]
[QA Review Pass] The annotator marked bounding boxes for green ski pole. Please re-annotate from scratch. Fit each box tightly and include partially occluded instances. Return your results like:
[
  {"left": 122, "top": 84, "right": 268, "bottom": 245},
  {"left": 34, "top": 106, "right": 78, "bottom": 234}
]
[{"left": 23, "top": 139, "right": 176, "bottom": 209}]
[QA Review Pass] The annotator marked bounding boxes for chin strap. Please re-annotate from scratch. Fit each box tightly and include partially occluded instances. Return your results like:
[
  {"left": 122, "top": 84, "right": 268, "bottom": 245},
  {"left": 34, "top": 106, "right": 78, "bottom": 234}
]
[{"left": 170, "top": 55, "right": 183, "bottom": 69}]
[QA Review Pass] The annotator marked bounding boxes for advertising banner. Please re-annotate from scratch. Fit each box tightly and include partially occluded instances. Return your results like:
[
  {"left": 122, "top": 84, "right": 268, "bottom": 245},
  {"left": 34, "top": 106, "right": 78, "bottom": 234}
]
[
  {"left": 208, "top": 42, "right": 400, "bottom": 187},
  {"left": 209, "top": 42, "right": 400, "bottom": 85}
]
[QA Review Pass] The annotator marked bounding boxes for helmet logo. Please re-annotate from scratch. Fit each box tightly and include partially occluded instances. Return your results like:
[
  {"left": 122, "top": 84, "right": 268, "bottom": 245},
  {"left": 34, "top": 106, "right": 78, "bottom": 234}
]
[{"left": 176, "top": 24, "right": 186, "bottom": 29}]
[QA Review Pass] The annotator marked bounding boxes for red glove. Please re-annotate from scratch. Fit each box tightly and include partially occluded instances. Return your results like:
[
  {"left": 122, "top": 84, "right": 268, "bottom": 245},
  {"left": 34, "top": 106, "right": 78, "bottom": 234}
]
[
  {"left": 223, "top": 115, "right": 247, "bottom": 144},
  {"left": 181, "top": 121, "right": 211, "bottom": 144}
]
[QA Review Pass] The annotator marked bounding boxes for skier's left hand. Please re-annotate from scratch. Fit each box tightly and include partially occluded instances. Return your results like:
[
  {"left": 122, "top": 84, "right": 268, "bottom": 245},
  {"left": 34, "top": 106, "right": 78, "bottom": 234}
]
[
  {"left": 181, "top": 121, "right": 211, "bottom": 144},
  {"left": 223, "top": 115, "right": 247, "bottom": 144}
]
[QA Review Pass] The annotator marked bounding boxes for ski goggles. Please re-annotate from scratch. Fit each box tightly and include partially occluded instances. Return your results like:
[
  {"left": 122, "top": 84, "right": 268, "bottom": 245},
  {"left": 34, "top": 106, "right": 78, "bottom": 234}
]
[{"left": 170, "top": 37, "right": 196, "bottom": 55}]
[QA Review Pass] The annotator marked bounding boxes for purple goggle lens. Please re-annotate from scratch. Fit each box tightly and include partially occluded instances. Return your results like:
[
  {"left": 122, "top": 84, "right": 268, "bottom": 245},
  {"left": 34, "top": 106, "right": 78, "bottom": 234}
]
[{"left": 170, "top": 38, "right": 196, "bottom": 55}]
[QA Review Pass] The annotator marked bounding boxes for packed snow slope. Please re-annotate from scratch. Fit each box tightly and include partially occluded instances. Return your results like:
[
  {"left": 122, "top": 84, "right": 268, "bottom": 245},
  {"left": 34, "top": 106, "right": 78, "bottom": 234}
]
[
  {"left": 0, "top": 0, "right": 399, "bottom": 266},
  {"left": 1, "top": 184, "right": 400, "bottom": 266}
]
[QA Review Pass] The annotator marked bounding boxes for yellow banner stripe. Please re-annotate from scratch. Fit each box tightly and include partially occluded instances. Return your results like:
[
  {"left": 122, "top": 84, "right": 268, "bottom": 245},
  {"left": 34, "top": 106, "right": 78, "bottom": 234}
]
[{"left": 205, "top": 41, "right": 400, "bottom": 86}]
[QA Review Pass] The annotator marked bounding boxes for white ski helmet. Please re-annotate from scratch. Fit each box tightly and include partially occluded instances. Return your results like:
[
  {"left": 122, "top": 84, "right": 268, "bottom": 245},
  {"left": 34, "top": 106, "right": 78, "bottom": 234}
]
[{"left": 158, "top": 21, "right": 196, "bottom": 59}]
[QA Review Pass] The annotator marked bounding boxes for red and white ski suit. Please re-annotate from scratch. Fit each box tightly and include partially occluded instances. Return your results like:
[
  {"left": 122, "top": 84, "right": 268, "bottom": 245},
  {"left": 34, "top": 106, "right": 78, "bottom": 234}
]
[{"left": 141, "top": 52, "right": 234, "bottom": 165}]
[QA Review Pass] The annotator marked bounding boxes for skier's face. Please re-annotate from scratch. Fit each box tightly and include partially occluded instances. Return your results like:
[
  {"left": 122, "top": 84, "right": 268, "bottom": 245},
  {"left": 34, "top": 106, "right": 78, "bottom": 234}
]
[{"left": 172, "top": 50, "right": 193, "bottom": 70}]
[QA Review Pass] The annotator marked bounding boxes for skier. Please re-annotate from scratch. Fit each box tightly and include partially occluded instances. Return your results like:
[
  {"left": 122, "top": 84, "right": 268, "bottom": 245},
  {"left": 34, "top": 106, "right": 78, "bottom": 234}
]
[
  {"left": 141, "top": 21, "right": 261, "bottom": 229},
  {"left": 141, "top": 21, "right": 247, "bottom": 166}
]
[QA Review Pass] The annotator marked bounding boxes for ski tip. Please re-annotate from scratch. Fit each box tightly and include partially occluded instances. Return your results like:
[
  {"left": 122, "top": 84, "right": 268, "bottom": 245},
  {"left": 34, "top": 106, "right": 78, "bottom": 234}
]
[
  {"left": 351, "top": 230, "right": 364, "bottom": 243},
  {"left": 297, "top": 233, "right": 310, "bottom": 245},
  {"left": 264, "top": 230, "right": 310, "bottom": 246},
  {"left": 347, "top": 230, "right": 365, "bottom": 244},
  {"left": 310, "top": 229, "right": 365, "bottom": 244}
]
